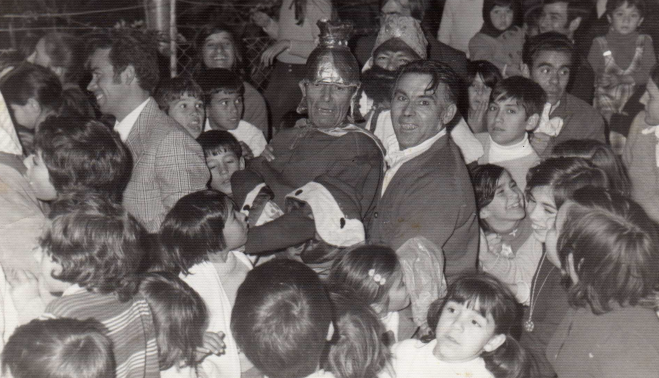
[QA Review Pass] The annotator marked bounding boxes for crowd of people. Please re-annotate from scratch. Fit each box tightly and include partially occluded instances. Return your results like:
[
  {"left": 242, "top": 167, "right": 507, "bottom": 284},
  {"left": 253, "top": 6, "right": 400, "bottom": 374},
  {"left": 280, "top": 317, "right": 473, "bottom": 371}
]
[{"left": 0, "top": 0, "right": 659, "bottom": 377}]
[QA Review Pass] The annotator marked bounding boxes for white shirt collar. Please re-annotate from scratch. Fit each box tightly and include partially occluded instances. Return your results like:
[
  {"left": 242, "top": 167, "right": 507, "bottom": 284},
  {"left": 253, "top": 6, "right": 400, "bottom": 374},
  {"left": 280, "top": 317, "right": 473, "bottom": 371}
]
[
  {"left": 385, "top": 128, "right": 447, "bottom": 168},
  {"left": 488, "top": 132, "right": 534, "bottom": 164},
  {"left": 114, "top": 98, "right": 151, "bottom": 141},
  {"left": 382, "top": 128, "right": 447, "bottom": 195}
]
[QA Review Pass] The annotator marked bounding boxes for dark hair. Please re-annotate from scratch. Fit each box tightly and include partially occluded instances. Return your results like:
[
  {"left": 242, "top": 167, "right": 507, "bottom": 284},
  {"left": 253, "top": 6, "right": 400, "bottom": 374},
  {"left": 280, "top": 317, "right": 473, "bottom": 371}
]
[
  {"left": 559, "top": 188, "right": 659, "bottom": 314},
  {"left": 193, "top": 23, "right": 243, "bottom": 73},
  {"left": 361, "top": 65, "right": 398, "bottom": 107},
  {"left": 34, "top": 115, "right": 132, "bottom": 202},
  {"left": 550, "top": 139, "right": 631, "bottom": 197},
  {"left": 426, "top": 273, "right": 533, "bottom": 378},
  {"left": 522, "top": 31, "right": 575, "bottom": 68},
  {"left": 1, "top": 62, "right": 63, "bottom": 112},
  {"left": 86, "top": 29, "right": 160, "bottom": 93},
  {"left": 41, "top": 32, "right": 85, "bottom": 85},
  {"left": 526, "top": 157, "right": 610, "bottom": 208},
  {"left": 154, "top": 76, "right": 204, "bottom": 113},
  {"left": 468, "top": 60, "right": 503, "bottom": 89},
  {"left": 40, "top": 198, "right": 146, "bottom": 302},
  {"left": 606, "top": 0, "right": 645, "bottom": 17},
  {"left": 2, "top": 318, "right": 115, "bottom": 378},
  {"left": 482, "top": 0, "right": 522, "bottom": 30},
  {"left": 470, "top": 164, "right": 513, "bottom": 232},
  {"left": 139, "top": 272, "right": 207, "bottom": 370},
  {"left": 196, "top": 130, "right": 242, "bottom": 158},
  {"left": 543, "top": 0, "right": 592, "bottom": 23},
  {"left": 158, "top": 190, "right": 236, "bottom": 274},
  {"left": 195, "top": 68, "right": 244, "bottom": 106},
  {"left": 490, "top": 76, "right": 547, "bottom": 118},
  {"left": 327, "top": 244, "right": 402, "bottom": 314},
  {"left": 396, "top": 60, "right": 462, "bottom": 105},
  {"left": 231, "top": 259, "right": 332, "bottom": 378},
  {"left": 326, "top": 291, "right": 391, "bottom": 378}
]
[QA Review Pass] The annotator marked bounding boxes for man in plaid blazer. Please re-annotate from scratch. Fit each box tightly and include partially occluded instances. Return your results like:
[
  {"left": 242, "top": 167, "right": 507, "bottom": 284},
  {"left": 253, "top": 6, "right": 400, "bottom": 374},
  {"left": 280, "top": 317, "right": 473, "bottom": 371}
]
[{"left": 87, "top": 30, "right": 209, "bottom": 232}]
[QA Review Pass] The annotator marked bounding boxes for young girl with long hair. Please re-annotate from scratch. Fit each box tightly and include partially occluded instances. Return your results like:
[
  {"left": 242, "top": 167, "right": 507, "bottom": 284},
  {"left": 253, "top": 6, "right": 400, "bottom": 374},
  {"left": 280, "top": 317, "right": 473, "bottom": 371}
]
[{"left": 390, "top": 273, "right": 533, "bottom": 378}]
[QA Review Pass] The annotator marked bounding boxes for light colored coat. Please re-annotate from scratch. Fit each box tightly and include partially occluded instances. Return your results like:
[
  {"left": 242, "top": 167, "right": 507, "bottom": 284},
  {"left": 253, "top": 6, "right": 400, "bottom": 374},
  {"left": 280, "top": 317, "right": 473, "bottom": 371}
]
[{"left": 122, "top": 99, "right": 209, "bottom": 232}]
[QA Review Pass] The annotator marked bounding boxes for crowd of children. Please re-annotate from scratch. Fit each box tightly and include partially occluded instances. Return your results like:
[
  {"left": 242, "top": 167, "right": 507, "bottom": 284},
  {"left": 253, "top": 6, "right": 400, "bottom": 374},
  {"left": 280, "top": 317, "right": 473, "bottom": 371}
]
[{"left": 1, "top": 0, "right": 659, "bottom": 377}]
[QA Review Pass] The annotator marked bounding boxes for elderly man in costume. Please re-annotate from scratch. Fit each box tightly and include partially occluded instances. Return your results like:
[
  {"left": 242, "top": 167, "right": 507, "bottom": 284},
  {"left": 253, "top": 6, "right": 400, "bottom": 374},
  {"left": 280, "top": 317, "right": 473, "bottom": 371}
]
[{"left": 233, "top": 21, "right": 384, "bottom": 262}]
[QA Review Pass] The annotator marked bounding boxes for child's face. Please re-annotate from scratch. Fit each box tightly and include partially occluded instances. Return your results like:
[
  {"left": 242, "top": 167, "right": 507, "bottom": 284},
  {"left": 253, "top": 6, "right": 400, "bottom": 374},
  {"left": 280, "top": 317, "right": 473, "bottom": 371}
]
[
  {"left": 168, "top": 94, "right": 204, "bottom": 139},
  {"left": 207, "top": 150, "right": 244, "bottom": 195},
  {"left": 608, "top": 2, "right": 643, "bottom": 35},
  {"left": 207, "top": 91, "right": 244, "bottom": 131},
  {"left": 640, "top": 78, "right": 659, "bottom": 125},
  {"left": 486, "top": 98, "right": 534, "bottom": 146},
  {"left": 223, "top": 209, "right": 248, "bottom": 251},
  {"left": 387, "top": 274, "right": 411, "bottom": 312},
  {"left": 24, "top": 151, "right": 57, "bottom": 201},
  {"left": 481, "top": 170, "right": 525, "bottom": 224},
  {"left": 468, "top": 74, "right": 491, "bottom": 111},
  {"left": 527, "top": 185, "right": 557, "bottom": 243},
  {"left": 490, "top": 5, "right": 514, "bottom": 31},
  {"left": 33, "top": 246, "right": 70, "bottom": 294},
  {"left": 433, "top": 300, "right": 503, "bottom": 363},
  {"left": 544, "top": 200, "right": 573, "bottom": 269}
]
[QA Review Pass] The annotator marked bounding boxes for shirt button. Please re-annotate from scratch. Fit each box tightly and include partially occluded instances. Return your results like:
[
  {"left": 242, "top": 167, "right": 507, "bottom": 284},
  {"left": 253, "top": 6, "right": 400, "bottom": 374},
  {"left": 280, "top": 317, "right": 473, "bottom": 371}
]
[{"left": 374, "top": 212, "right": 378, "bottom": 218}]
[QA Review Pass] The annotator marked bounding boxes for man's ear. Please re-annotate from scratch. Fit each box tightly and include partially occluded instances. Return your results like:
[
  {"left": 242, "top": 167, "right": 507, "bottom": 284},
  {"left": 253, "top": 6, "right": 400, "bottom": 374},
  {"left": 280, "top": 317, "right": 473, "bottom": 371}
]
[
  {"left": 638, "top": 17, "right": 644, "bottom": 27},
  {"left": 521, "top": 64, "right": 531, "bottom": 79},
  {"left": 483, "top": 334, "right": 506, "bottom": 353},
  {"left": 239, "top": 157, "right": 245, "bottom": 170},
  {"left": 568, "top": 16, "right": 582, "bottom": 35},
  {"left": 441, "top": 103, "right": 458, "bottom": 126},
  {"left": 121, "top": 65, "right": 136, "bottom": 85},
  {"left": 526, "top": 113, "right": 540, "bottom": 131}
]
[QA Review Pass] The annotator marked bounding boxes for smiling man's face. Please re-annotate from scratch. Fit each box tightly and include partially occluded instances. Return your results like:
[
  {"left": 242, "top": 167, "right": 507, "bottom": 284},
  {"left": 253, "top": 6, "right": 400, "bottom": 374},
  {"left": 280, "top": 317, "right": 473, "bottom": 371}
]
[{"left": 391, "top": 73, "right": 454, "bottom": 150}]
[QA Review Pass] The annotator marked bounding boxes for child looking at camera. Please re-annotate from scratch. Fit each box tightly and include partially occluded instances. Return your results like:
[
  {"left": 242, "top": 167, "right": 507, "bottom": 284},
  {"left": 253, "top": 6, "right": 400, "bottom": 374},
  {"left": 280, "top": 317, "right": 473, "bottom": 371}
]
[
  {"left": 476, "top": 76, "right": 546, "bottom": 190},
  {"left": 469, "top": 0, "right": 525, "bottom": 76},
  {"left": 196, "top": 68, "right": 266, "bottom": 157},
  {"left": 155, "top": 77, "right": 205, "bottom": 139},
  {"left": 390, "top": 273, "right": 533, "bottom": 378}
]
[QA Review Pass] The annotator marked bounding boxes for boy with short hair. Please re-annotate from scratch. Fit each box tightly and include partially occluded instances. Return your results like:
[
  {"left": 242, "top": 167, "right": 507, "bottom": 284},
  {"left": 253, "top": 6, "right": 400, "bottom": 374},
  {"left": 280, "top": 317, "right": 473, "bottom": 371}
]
[
  {"left": 196, "top": 130, "right": 244, "bottom": 196},
  {"left": 197, "top": 68, "right": 267, "bottom": 157},
  {"left": 475, "top": 76, "right": 546, "bottom": 190},
  {"left": 19, "top": 199, "right": 159, "bottom": 378},
  {"left": 27, "top": 115, "right": 132, "bottom": 203},
  {"left": 231, "top": 259, "right": 334, "bottom": 378},
  {"left": 2, "top": 318, "right": 115, "bottom": 378},
  {"left": 154, "top": 76, "right": 205, "bottom": 138}
]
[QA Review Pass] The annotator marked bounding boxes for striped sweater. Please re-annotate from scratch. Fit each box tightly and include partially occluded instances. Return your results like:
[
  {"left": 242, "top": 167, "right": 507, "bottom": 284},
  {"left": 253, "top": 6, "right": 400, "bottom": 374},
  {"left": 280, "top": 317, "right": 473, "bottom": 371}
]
[{"left": 45, "top": 286, "right": 160, "bottom": 378}]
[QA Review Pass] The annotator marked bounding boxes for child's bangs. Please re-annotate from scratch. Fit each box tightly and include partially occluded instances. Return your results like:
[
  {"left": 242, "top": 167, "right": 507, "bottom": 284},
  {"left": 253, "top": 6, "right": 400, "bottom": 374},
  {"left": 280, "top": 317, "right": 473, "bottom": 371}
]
[{"left": 451, "top": 280, "right": 501, "bottom": 319}]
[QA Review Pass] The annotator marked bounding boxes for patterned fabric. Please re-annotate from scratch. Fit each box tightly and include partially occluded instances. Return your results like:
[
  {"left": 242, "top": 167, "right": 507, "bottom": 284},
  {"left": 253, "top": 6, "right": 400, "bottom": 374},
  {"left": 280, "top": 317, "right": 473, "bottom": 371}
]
[
  {"left": 122, "top": 99, "right": 210, "bottom": 232},
  {"left": 593, "top": 35, "right": 647, "bottom": 115},
  {"left": 373, "top": 15, "right": 428, "bottom": 60},
  {"left": 45, "top": 289, "right": 159, "bottom": 378}
]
